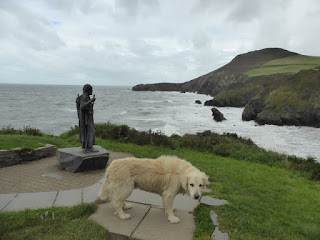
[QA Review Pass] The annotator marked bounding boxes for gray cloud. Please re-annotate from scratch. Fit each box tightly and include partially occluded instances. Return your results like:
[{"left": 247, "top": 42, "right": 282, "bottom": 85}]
[{"left": 0, "top": 0, "right": 320, "bottom": 86}]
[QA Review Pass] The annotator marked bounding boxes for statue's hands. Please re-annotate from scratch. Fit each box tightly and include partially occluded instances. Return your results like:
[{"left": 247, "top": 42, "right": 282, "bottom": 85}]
[{"left": 92, "top": 95, "right": 96, "bottom": 102}]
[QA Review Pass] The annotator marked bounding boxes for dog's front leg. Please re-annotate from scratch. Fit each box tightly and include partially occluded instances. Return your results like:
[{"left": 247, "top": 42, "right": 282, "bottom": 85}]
[{"left": 163, "top": 192, "right": 180, "bottom": 223}]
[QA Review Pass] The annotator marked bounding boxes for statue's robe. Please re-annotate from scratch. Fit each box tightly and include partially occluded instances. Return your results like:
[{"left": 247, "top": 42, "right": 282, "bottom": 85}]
[{"left": 77, "top": 94, "right": 95, "bottom": 149}]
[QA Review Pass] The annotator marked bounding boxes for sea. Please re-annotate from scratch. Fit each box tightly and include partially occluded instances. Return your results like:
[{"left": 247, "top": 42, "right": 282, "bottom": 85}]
[{"left": 1, "top": 84, "right": 319, "bottom": 162}]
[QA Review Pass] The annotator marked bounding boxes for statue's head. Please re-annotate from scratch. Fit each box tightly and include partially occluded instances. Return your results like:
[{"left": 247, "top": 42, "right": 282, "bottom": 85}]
[{"left": 83, "top": 84, "right": 93, "bottom": 95}]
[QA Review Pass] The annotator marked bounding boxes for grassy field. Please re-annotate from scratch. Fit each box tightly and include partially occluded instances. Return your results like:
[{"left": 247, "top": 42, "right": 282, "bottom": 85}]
[
  {"left": 245, "top": 55, "right": 320, "bottom": 76},
  {"left": 1, "top": 127, "right": 320, "bottom": 239},
  {"left": 0, "top": 203, "right": 107, "bottom": 240}
]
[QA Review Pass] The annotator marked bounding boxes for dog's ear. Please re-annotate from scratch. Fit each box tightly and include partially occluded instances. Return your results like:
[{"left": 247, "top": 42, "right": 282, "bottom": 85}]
[
  {"left": 180, "top": 175, "right": 189, "bottom": 193},
  {"left": 202, "top": 174, "right": 209, "bottom": 188}
]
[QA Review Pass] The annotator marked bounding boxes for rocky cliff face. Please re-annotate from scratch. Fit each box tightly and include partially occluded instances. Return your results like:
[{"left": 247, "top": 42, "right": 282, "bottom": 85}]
[
  {"left": 132, "top": 83, "right": 183, "bottom": 92},
  {"left": 242, "top": 67, "right": 320, "bottom": 127},
  {"left": 132, "top": 48, "right": 297, "bottom": 96}
]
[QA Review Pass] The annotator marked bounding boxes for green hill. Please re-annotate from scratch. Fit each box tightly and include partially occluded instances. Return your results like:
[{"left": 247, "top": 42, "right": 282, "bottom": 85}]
[{"left": 245, "top": 55, "right": 320, "bottom": 76}]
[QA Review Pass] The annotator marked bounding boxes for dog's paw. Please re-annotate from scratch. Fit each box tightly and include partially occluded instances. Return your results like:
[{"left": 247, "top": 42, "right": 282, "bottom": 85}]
[
  {"left": 123, "top": 203, "right": 132, "bottom": 210},
  {"left": 168, "top": 215, "right": 180, "bottom": 224},
  {"left": 119, "top": 213, "right": 131, "bottom": 220},
  {"left": 95, "top": 198, "right": 108, "bottom": 205}
]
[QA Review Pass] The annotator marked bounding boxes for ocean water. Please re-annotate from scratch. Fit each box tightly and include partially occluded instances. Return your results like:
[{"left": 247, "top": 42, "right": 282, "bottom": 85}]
[{"left": 0, "top": 84, "right": 319, "bottom": 162}]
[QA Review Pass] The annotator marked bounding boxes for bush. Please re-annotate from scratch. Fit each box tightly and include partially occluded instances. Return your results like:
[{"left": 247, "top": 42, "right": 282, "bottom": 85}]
[
  {"left": 63, "top": 123, "right": 320, "bottom": 181},
  {"left": 66, "top": 123, "right": 175, "bottom": 148},
  {"left": 0, "top": 125, "right": 43, "bottom": 136}
]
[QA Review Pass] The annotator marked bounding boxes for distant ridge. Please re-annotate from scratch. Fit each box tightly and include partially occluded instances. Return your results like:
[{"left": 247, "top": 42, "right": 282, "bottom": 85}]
[{"left": 132, "top": 48, "right": 297, "bottom": 96}]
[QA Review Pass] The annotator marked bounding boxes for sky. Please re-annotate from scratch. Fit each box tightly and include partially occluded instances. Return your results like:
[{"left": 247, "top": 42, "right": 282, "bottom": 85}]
[{"left": 1, "top": 0, "right": 320, "bottom": 86}]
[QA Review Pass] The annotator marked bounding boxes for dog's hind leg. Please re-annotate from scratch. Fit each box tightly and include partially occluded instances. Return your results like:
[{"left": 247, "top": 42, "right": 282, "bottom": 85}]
[
  {"left": 111, "top": 181, "right": 134, "bottom": 220},
  {"left": 122, "top": 202, "right": 132, "bottom": 210},
  {"left": 98, "top": 179, "right": 110, "bottom": 203},
  {"left": 163, "top": 190, "right": 180, "bottom": 223}
]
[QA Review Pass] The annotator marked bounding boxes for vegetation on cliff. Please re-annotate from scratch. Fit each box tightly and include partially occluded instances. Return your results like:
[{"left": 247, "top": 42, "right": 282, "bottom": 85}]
[
  {"left": 247, "top": 67, "right": 320, "bottom": 127},
  {"left": 246, "top": 54, "right": 320, "bottom": 76}
]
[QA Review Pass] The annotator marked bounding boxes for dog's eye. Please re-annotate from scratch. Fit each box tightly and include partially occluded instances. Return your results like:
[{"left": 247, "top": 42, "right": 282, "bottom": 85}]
[
  {"left": 190, "top": 183, "right": 194, "bottom": 187},
  {"left": 199, "top": 184, "right": 203, "bottom": 187}
]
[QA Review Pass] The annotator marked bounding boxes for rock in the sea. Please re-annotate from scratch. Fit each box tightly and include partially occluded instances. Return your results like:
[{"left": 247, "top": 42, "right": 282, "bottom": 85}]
[
  {"left": 256, "top": 111, "right": 283, "bottom": 126},
  {"left": 211, "top": 107, "right": 226, "bottom": 122},
  {"left": 195, "top": 100, "right": 202, "bottom": 104},
  {"left": 242, "top": 99, "right": 265, "bottom": 121},
  {"left": 57, "top": 145, "right": 109, "bottom": 173}
]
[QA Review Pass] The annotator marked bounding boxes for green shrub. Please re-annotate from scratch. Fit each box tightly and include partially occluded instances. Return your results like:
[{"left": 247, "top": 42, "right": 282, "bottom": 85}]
[
  {"left": 63, "top": 123, "right": 320, "bottom": 181},
  {"left": 66, "top": 123, "right": 175, "bottom": 148},
  {"left": 0, "top": 125, "right": 43, "bottom": 136}
]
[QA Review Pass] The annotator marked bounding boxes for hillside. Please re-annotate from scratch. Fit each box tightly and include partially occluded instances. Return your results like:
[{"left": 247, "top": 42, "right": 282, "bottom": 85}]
[
  {"left": 133, "top": 48, "right": 297, "bottom": 96},
  {"left": 246, "top": 54, "right": 320, "bottom": 76},
  {"left": 242, "top": 67, "right": 320, "bottom": 127}
]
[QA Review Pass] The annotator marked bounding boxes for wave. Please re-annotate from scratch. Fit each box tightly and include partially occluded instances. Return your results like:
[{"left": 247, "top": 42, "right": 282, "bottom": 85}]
[{"left": 152, "top": 124, "right": 181, "bottom": 136}]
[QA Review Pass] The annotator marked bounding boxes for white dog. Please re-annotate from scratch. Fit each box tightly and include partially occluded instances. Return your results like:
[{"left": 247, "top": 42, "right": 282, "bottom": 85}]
[{"left": 98, "top": 155, "right": 209, "bottom": 223}]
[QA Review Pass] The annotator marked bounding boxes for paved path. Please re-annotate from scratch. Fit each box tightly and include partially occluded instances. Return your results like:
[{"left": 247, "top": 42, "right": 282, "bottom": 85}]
[
  {"left": 0, "top": 152, "right": 229, "bottom": 240},
  {"left": 0, "top": 151, "right": 132, "bottom": 193}
]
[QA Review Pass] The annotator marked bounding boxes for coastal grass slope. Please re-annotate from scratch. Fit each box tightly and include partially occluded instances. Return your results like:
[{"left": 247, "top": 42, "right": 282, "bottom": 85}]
[
  {"left": 1, "top": 125, "right": 320, "bottom": 240},
  {"left": 245, "top": 54, "right": 320, "bottom": 76}
]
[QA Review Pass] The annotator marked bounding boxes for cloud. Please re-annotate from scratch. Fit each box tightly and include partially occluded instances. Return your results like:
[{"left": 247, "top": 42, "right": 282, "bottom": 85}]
[{"left": 0, "top": 0, "right": 320, "bottom": 86}]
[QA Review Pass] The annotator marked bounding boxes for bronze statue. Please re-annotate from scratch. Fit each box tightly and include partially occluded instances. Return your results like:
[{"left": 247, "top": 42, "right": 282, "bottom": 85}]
[{"left": 76, "top": 84, "right": 98, "bottom": 153}]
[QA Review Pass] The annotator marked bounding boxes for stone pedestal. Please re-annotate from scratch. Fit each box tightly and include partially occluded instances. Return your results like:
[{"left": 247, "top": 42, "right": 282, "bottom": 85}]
[{"left": 57, "top": 145, "right": 109, "bottom": 173}]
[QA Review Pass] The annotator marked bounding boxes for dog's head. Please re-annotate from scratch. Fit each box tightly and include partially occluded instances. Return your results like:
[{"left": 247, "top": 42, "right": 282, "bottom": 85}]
[{"left": 182, "top": 171, "right": 209, "bottom": 200}]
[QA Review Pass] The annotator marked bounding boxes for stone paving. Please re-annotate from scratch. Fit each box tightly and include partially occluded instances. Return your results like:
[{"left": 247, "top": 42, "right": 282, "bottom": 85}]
[{"left": 0, "top": 151, "right": 131, "bottom": 194}]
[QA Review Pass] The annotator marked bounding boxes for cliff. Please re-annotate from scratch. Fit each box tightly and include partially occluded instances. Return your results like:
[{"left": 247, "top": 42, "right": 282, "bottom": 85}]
[
  {"left": 242, "top": 67, "right": 320, "bottom": 127},
  {"left": 132, "top": 48, "right": 297, "bottom": 96}
]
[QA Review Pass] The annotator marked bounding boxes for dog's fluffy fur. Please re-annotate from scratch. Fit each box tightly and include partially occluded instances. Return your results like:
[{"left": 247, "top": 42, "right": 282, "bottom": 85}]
[{"left": 98, "top": 155, "right": 208, "bottom": 223}]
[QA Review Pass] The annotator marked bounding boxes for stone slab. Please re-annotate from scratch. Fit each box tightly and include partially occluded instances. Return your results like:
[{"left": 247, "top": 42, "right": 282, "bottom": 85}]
[
  {"left": 210, "top": 211, "right": 219, "bottom": 226},
  {"left": 57, "top": 145, "right": 109, "bottom": 173},
  {"left": 173, "top": 194, "right": 200, "bottom": 212},
  {"left": 0, "top": 194, "right": 17, "bottom": 211},
  {"left": 126, "top": 189, "right": 162, "bottom": 207},
  {"left": 211, "top": 227, "right": 229, "bottom": 240},
  {"left": 3, "top": 191, "right": 57, "bottom": 211},
  {"left": 90, "top": 202, "right": 151, "bottom": 238},
  {"left": 83, "top": 182, "right": 102, "bottom": 203},
  {"left": 200, "top": 196, "right": 228, "bottom": 206},
  {"left": 54, "top": 189, "right": 82, "bottom": 207},
  {"left": 126, "top": 189, "right": 199, "bottom": 212},
  {"left": 131, "top": 207, "right": 195, "bottom": 240}
]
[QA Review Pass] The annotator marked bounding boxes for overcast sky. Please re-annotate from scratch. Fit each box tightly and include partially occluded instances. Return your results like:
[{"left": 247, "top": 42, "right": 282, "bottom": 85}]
[{"left": 1, "top": 0, "right": 320, "bottom": 86}]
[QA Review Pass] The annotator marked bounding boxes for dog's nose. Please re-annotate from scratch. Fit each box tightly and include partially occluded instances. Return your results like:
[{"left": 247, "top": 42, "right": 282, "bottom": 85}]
[{"left": 194, "top": 194, "right": 200, "bottom": 200}]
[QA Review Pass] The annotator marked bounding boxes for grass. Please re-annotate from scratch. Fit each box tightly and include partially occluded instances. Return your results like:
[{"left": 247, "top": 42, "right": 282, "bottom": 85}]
[
  {"left": 1, "top": 126, "right": 320, "bottom": 239},
  {"left": 0, "top": 203, "right": 107, "bottom": 240},
  {"left": 0, "top": 126, "right": 77, "bottom": 150},
  {"left": 245, "top": 55, "right": 320, "bottom": 76},
  {"left": 0, "top": 134, "right": 76, "bottom": 150}
]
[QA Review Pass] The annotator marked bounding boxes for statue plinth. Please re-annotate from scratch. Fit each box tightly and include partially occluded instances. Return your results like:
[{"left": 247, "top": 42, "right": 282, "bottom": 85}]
[{"left": 57, "top": 145, "right": 109, "bottom": 173}]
